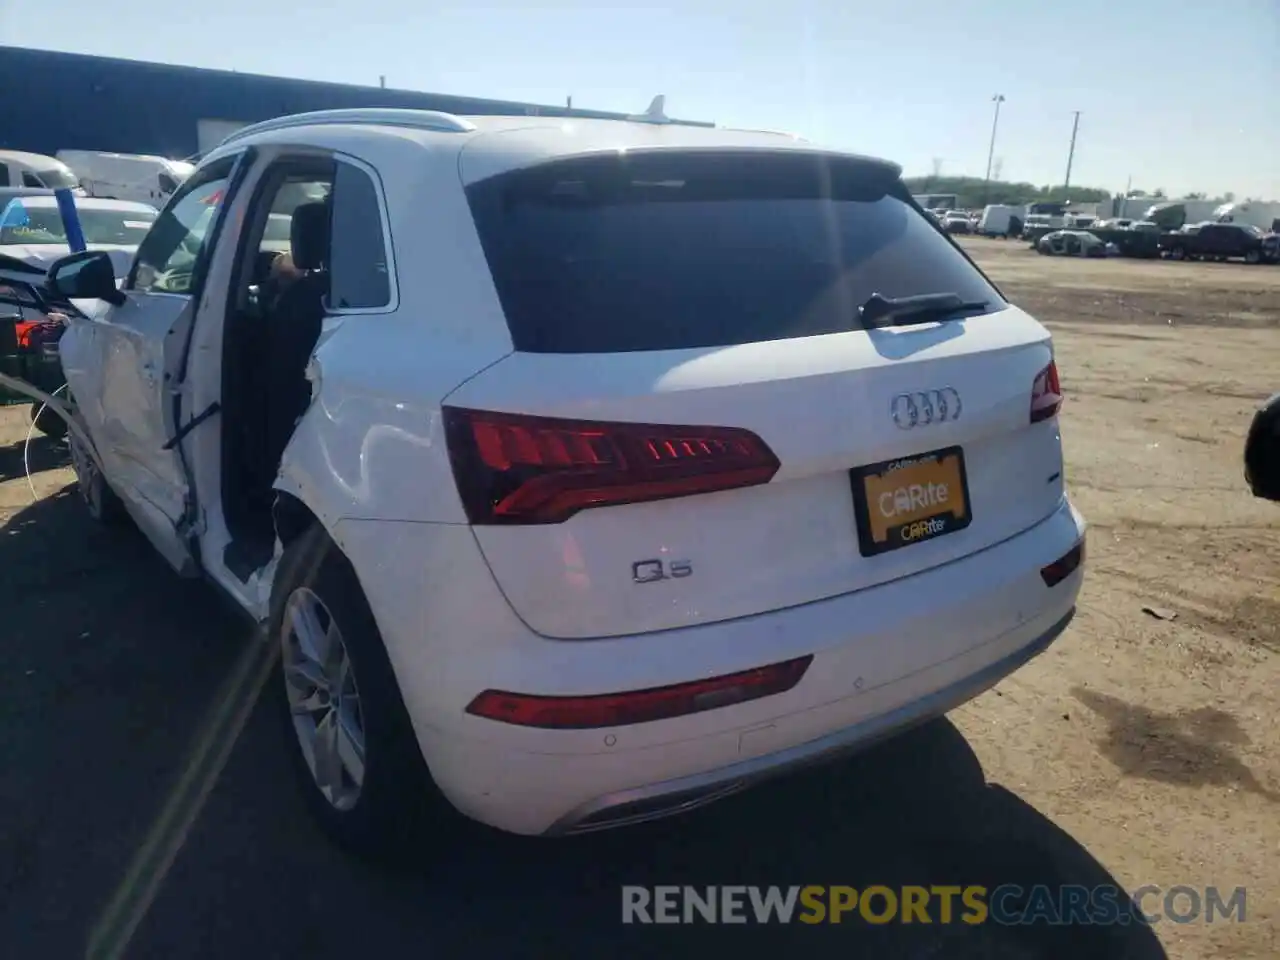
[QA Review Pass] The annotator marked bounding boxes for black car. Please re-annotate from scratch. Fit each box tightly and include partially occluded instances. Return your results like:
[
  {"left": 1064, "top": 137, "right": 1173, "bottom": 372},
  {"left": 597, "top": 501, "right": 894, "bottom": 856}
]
[
  {"left": 0, "top": 188, "right": 67, "bottom": 437},
  {"left": 1159, "top": 222, "right": 1277, "bottom": 264}
]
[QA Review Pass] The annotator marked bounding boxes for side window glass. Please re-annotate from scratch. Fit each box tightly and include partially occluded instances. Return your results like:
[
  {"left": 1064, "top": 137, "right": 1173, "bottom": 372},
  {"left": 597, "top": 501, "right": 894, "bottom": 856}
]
[
  {"left": 132, "top": 156, "right": 236, "bottom": 295},
  {"left": 328, "top": 162, "right": 391, "bottom": 310},
  {"left": 0, "top": 166, "right": 9, "bottom": 187},
  {"left": 22, "top": 171, "right": 44, "bottom": 188},
  {"left": 246, "top": 172, "right": 332, "bottom": 308}
]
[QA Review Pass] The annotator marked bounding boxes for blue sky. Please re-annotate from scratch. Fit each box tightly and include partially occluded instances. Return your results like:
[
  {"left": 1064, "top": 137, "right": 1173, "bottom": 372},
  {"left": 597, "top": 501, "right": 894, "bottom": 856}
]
[{"left": 3, "top": 0, "right": 1276, "bottom": 198}]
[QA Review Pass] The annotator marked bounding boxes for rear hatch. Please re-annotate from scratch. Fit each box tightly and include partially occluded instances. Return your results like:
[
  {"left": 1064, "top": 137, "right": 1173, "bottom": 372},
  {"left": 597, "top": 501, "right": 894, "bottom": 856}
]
[{"left": 446, "top": 150, "right": 1066, "bottom": 639}]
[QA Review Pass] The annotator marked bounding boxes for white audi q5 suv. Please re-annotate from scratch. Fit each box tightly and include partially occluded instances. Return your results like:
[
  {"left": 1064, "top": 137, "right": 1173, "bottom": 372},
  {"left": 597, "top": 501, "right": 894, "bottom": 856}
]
[{"left": 6, "top": 108, "right": 1086, "bottom": 856}]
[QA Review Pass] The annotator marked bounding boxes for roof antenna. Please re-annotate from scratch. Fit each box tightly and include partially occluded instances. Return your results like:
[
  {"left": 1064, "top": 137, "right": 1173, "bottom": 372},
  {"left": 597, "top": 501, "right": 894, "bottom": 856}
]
[{"left": 627, "top": 95, "right": 670, "bottom": 124}]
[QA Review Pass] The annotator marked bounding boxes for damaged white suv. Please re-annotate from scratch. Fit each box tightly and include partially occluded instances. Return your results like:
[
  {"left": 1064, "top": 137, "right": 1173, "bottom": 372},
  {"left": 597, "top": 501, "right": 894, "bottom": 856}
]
[{"left": 0, "top": 109, "right": 1085, "bottom": 856}]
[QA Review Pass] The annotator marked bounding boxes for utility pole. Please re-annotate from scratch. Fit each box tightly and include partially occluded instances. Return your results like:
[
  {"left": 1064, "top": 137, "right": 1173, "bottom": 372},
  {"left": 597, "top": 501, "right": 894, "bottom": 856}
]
[
  {"left": 1063, "top": 111, "right": 1081, "bottom": 196},
  {"left": 930, "top": 157, "right": 943, "bottom": 188},
  {"left": 983, "top": 94, "right": 1005, "bottom": 204},
  {"left": 379, "top": 75, "right": 386, "bottom": 89}
]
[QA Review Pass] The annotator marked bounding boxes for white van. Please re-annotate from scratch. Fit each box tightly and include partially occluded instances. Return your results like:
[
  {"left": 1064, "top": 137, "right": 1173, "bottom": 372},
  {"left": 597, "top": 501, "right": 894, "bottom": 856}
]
[
  {"left": 978, "top": 204, "right": 1022, "bottom": 238},
  {"left": 0, "top": 150, "right": 84, "bottom": 192},
  {"left": 55, "top": 150, "right": 194, "bottom": 207}
]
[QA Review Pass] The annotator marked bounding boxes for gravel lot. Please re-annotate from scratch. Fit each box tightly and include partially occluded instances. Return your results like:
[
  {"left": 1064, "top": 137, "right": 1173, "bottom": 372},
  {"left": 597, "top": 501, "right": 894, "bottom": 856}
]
[{"left": 1, "top": 238, "right": 1275, "bottom": 960}]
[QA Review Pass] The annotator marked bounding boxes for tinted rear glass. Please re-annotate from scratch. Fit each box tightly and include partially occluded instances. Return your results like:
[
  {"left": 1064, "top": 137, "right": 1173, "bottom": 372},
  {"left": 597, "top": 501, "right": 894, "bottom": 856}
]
[{"left": 466, "top": 151, "right": 1002, "bottom": 353}]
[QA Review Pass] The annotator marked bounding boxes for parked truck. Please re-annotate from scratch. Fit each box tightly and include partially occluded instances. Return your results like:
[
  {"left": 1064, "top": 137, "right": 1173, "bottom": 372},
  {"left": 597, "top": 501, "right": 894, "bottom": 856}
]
[
  {"left": 1111, "top": 197, "right": 1220, "bottom": 225},
  {"left": 1157, "top": 222, "right": 1278, "bottom": 264},
  {"left": 978, "top": 204, "right": 1023, "bottom": 238}
]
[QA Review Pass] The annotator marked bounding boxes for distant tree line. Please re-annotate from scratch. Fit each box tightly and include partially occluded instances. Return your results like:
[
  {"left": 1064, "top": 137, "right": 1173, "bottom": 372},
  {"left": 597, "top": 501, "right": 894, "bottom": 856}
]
[
  {"left": 903, "top": 175, "right": 1110, "bottom": 209},
  {"left": 1126, "top": 190, "right": 1241, "bottom": 203},
  {"left": 904, "top": 175, "right": 1245, "bottom": 210}
]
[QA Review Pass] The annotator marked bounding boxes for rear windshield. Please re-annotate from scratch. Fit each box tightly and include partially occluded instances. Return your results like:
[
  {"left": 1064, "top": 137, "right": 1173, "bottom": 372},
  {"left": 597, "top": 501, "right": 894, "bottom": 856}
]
[{"left": 466, "top": 151, "right": 1002, "bottom": 353}]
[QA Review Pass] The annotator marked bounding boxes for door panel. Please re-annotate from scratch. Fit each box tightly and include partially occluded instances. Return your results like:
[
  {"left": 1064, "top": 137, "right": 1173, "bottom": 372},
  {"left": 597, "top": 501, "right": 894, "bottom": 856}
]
[
  {"left": 69, "top": 153, "right": 251, "bottom": 573},
  {"left": 94, "top": 294, "right": 193, "bottom": 510}
]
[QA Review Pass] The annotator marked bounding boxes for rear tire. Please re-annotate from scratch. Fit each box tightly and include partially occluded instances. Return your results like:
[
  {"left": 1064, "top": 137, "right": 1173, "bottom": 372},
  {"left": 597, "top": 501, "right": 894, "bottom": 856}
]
[
  {"left": 1168, "top": 246, "right": 1185, "bottom": 260},
  {"left": 30, "top": 400, "right": 68, "bottom": 439},
  {"left": 270, "top": 524, "right": 456, "bottom": 862}
]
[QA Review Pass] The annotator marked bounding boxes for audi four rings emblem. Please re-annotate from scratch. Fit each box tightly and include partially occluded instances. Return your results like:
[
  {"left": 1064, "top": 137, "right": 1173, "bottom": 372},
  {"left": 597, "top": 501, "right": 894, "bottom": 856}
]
[{"left": 891, "top": 388, "right": 962, "bottom": 429}]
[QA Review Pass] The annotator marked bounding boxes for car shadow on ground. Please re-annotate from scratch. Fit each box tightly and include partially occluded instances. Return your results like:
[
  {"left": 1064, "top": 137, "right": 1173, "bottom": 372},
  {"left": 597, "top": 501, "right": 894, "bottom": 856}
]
[
  {"left": 135, "top": 706, "right": 1171, "bottom": 960},
  {"left": 0, "top": 431, "right": 68, "bottom": 483},
  {"left": 0, "top": 489, "right": 1168, "bottom": 960},
  {"left": 0, "top": 485, "right": 255, "bottom": 960}
]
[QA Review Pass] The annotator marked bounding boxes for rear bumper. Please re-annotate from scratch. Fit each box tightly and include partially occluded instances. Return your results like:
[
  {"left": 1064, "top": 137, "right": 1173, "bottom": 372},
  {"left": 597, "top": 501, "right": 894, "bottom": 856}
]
[
  {"left": 338, "top": 498, "right": 1085, "bottom": 836},
  {"left": 545, "top": 607, "right": 1072, "bottom": 834}
]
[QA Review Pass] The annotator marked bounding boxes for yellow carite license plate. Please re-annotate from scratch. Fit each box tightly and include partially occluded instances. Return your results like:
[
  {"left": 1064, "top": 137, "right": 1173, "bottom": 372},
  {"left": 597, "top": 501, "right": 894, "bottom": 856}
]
[{"left": 851, "top": 446, "right": 971, "bottom": 556}]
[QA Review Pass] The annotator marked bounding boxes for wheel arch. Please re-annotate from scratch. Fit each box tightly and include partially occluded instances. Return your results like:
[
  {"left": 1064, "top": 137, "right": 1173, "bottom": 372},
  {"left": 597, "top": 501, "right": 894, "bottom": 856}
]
[
  {"left": 267, "top": 480, "right": 380, "bottom": 639},
  {"left": 272, "top": 489, "right": 323, "bottom": 550}
]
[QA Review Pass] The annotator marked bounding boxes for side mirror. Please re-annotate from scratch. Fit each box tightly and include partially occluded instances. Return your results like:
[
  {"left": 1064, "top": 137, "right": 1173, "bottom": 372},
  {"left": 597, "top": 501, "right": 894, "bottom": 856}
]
[
  {"left": 48, "top": 250, "right": 125, "bottom": 306},
  {"left": 1245, "top": 393, "right": 1280, "bottom": 502}
]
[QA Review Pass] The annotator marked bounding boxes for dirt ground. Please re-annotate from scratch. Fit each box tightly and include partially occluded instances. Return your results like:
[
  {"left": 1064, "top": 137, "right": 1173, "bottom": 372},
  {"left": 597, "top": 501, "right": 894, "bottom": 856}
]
[
  {"left": 951, "top": 237, "right": 1279, "bottom": 959},
  {"left": 1, "top": 239, "right": 1277, "bottom": 959}
]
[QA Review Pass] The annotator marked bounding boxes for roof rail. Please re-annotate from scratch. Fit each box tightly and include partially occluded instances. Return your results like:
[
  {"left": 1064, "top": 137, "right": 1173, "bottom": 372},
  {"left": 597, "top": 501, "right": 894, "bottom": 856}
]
[
  {"left": 625, "top": 95, "right": 671, "bottom": 125},
  {"left": 217, "top": 108, "right": 477, "bottom": 148}
]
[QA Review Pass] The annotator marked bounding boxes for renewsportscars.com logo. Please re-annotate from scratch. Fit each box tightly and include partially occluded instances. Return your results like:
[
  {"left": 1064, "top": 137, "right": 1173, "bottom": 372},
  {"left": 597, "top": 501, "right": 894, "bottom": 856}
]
[{"left": 621, "top": 885, "right": 1247, "bottom": 926}]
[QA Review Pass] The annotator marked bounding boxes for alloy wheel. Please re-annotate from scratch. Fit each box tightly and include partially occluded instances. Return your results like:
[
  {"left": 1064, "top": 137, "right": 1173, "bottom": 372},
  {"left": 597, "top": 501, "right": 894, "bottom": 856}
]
[{"left": 281, "top": 587, "right": 367, "bottom": 812}]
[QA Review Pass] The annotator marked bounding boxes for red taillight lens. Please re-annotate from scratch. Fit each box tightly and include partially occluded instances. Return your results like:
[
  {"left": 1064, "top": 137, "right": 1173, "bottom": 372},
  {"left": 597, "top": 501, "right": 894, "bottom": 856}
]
[
  {"left": 442, "top": 406, "right": 781, "bottom": 524},
  {"left": 466, "top": 656, "right": 813, "bottom": 729},
  {"left": 1040, "top": 540, "right": 1085, "bottom": 587},
  {"left": 1030, "top": 360, "right": 1063, "bottom": 423}
]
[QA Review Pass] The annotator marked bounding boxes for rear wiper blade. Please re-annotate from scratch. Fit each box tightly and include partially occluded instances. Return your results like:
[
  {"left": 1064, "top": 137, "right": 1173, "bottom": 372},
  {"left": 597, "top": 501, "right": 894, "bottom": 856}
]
[{"left": 858, "top": 292, "right": 989, "bottom": 328}]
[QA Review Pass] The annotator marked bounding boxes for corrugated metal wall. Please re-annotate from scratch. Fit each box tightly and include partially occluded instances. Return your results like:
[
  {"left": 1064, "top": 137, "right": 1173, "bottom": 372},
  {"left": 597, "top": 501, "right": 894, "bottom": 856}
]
[{"left": 0, "top": 47, "right": 711, "bottom": 160}]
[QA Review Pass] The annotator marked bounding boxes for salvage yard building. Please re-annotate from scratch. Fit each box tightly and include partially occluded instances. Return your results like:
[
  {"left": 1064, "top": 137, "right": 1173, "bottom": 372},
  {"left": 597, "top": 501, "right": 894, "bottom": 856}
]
[{"left": 0, "top": 46, "right": 712, "bottom": 161}]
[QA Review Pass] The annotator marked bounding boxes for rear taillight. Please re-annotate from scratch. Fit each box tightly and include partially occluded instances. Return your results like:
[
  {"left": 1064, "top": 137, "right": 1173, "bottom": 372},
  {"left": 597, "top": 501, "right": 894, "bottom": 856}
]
[
  {"left": 465, "top": 655, "right": 813, "bottom": 729},
  {"left": 442, "top": 406, "right": 781, "bottom": 525},
  {"left": 1040, "top": 540, "right": 1085, "bottom": 587},
  {"left": 1030, "top": 360, "right": 1063, "bottom": 423}
]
